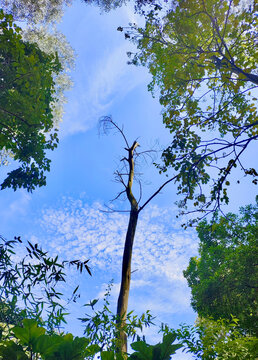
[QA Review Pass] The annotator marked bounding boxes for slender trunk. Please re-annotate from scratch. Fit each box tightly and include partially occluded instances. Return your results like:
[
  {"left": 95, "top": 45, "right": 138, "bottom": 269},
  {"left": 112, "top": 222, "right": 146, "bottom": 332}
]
[
  {"left": 102, "top": 119, "right": 178, "bottom": 354},
  {"left": 116, "top": 140, "right": 139, "bottom": 354},
  {"left": 116, "top": 207, "right": 138, "bottom": 353}
]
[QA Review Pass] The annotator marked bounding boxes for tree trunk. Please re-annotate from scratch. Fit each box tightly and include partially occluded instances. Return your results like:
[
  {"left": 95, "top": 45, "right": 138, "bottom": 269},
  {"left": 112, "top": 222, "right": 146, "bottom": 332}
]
[
  {"left": 116, "top": 140, "right": 139, "bottom": 354},
  {"left": 116, "top": 207, "right": 138, "bottom": 353},
  {"left": 101, "top": 119, "right": 178, "bottom": 354},
  {"left": 212, "top": 55, "right": 258, "bottom": 85}
]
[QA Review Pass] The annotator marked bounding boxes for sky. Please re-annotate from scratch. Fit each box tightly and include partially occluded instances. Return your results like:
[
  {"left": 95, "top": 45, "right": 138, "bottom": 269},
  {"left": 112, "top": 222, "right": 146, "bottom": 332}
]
[{"left": 1, "top": 1, "right": 257, "bottom": 359}]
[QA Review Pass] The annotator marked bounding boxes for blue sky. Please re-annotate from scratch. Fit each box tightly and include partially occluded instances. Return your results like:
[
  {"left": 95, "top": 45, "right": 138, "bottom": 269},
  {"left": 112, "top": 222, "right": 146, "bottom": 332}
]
[{"left": 1, "top": 2, "right": 257, "bottom": 359}]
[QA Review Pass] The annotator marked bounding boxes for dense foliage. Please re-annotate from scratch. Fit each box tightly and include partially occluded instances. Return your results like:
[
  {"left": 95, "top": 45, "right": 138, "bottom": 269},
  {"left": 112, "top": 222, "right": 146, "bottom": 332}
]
[
  {"left": 123, "top": 0, "right": 258, "bottom": 219},
  {"left": 163, "top": 317, "right": 258, "bottom": 359},
  {"left": 0, "top": 11, "right": 62, "bottom": 191},
  {"left": 0, "top": 318, "right": 100, "bottom": 360},
  {"left": 0, "top": 317, "right": 182, "bottom": 360},
  {"left": 1, "top": 0, "right": 72, "bottom": 23},
  {"left": 183, "top": 201, "right": 258, "bottom": 335},
  {"left": 83, "top": 0, "right": 158, "bottom": 12}
]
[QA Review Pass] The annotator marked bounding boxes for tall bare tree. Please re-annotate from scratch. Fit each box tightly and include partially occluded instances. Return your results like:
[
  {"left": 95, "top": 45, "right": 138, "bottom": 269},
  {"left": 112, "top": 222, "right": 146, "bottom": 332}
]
[{"left": 100, "top": 117, "right": 178, "bottom": 354}]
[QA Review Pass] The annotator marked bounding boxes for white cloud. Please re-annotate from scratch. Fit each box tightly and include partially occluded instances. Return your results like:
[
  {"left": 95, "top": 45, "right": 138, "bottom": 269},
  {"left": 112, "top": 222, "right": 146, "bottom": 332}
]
[
  {"left": 40, "top": 198, "right": 198, "bottom": 283},
  {"left": 37, "top": 196, "right": 199, "bottom": 347}
]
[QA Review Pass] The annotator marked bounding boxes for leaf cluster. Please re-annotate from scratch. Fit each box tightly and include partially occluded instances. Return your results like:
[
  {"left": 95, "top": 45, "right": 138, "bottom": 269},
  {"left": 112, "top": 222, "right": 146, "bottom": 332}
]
[
  {"left": 124, "top": 0, "right": 258, "bottom": 219},
  {"left": 99, "top": 332, "right": 182, "bottom": 360},
  {"left": 0, "top": 235, "right": 91, "bottom": 332},
  {"left": 0, "top": 318, "right": 100, "bottom": 360},
  {"left": 0, "top": 10, "right": 62, "bottom": 191},
  {"left": 162, "top": 317, "right": 258, "bottom": 359},
  {"left": 183, "top": 202, "right": 258, "bottom": 335},
  {"left": 79, "top": 282, "right": 155, "bottom": 354},
  {"left": 0, "top": 317, "right": 182, "bottom": 360},
  {"left": 1, "top": 0, "right": 72, "bottom": 24},
  {"left": 129, "top": 332, "right": 182, "bottom": 360}
]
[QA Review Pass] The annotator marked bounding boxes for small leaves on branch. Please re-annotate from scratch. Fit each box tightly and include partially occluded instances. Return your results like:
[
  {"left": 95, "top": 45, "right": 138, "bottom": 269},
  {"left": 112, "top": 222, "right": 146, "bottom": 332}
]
[
  {"left": 0, "top": 234, "right": 91, "bottom": 330},
  {"left": 69, "top": 259, "right": 92, "bottom": 276},
  {"left": 121, "top": 0, "right": 258, "bottom": 221}
]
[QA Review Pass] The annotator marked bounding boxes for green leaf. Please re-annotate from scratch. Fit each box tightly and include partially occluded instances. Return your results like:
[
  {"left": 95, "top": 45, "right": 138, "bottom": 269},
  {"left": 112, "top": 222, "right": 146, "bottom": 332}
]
[
  {"left": 101, "top": 351, "right": 115, "bottom": 360},
  {"left": 0, "top": 341, "right": 29, "bottom": 360},
  {"left": 33, "top": 334, "right": 63, "bottom": 356},
  {"left": 12, "top": 319, "right": 45, "bottom": 348},
  {"left": 158, "top": 333, "right": 182, "bottom": 359},
  {"left": 130, "top": 341, "right": 153, "bottom": 359}
]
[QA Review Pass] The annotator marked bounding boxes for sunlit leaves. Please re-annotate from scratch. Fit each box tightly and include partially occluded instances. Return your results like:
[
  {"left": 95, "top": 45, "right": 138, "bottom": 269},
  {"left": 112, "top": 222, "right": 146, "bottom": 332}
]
[
  {"left": 0, "top": 319, "right": 100, "bottom": 360},
  {"left": 166, "top": 317, "right": 258, "bottom": 359},
  {"left": 0, "top": 316, "right": 182, "bottom": 360},
  {"left": 12, "top": 319, "right": 46, "bottom": 348},
  {"left": 126, "top": 0, "right": 258, "bottom": 218}
]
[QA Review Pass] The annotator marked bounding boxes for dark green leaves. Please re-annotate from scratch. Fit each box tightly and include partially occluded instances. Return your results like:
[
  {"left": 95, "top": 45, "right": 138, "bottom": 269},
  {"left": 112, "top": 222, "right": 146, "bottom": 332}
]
[
  {"left": 130, "top": 341, "right": 153, "bottom": 359},
  {"left": 0, "top": 318, "right": 182, "bottom": 360},
  {"left": 0, "top": 319, "right": 100, "bottom": 360},
  {"left": 0, "top": 10, "right": 61, "bottom": 192},
  {"left": 0, "top": 341, "right": 29, "bottom": 360},
  {"left": 99, "top": 333, "right": 182, "bottom": 360},
  {"left": 69, "top": 259, "right": 92, "bottom": 276},
  {"left": 100, "top": 350, "right": 125, "bottom": 360},
  {"left": 45, "top": 334, "right": 92, "bottom": 360},
  {"left": 184, "top": 202, "right": 258, "bottom": 335}
]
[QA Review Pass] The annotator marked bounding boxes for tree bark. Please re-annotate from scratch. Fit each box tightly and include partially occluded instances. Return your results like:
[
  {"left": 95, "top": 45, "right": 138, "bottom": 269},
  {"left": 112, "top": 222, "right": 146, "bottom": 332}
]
[
  {"left": 101, "top": 118, "right": 178, "bottom": 354},
  {"left": 116, "top": 207, "right": 138, "bottom": 353},
  {"left": 212, "top": 55, "right": 258, "bottom": 85},
  {"left": 116, "top": 140, "right": 139, "bottom": 354}
]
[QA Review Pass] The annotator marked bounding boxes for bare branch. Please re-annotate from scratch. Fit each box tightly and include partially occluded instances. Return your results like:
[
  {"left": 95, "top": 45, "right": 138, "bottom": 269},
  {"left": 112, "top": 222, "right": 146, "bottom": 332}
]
[
  {"left": 98, "top": 116, "right": 130, "bottom": 148},
  {"left": 139, "top": 174, "right": 178, "bottom": 213},
  {"left": 100, "top": 204, "right": 130, "bottom": 214}
]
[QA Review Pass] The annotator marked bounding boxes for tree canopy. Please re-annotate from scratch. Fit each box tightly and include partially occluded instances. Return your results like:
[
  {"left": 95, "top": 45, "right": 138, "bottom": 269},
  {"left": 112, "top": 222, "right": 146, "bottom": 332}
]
[
  {"left": 166, "top": 317, "right": 258, "bottom": 359},
  {"left": 0, "top": 11, "right": 63, "bottom": 191},
  {"left": 183, "top": 201, "right": 258, "bottom": 335},
  {"left": 123, "top": 0, "right": 258, "bottom": 219},
  {"left": 82, "top": 0, "right": 157, "bottom": 12},
  {"left": 1, "top": 0, "right": 72, "bottom": 24}
]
